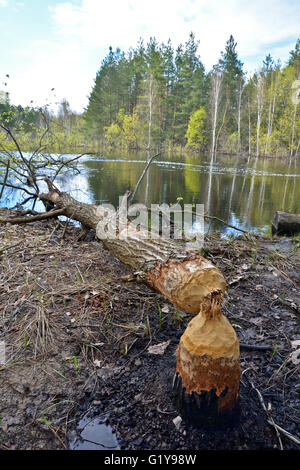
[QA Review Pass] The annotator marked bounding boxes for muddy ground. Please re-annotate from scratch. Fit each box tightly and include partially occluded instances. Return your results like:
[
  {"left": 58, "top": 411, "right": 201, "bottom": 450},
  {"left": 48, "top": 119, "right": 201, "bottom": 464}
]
[{"left": 0, "top": 208, "right": 299, "bottom": 451}]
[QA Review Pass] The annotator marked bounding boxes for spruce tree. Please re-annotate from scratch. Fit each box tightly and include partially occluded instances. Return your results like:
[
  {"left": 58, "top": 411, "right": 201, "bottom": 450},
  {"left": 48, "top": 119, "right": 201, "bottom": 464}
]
[{"left": 217, "top": 35, "right": 245, "bottom": 148}]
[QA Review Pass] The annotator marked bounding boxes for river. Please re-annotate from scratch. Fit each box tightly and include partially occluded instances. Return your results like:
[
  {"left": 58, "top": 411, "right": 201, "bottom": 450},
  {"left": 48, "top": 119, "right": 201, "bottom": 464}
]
[{"left": 1, "top": 151, "right": 300, "bottom": 236}]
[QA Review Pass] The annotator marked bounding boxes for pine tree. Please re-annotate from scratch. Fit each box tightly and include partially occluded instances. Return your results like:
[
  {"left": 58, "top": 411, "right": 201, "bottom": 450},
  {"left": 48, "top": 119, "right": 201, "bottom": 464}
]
[
  {"left": 172, "top": 33, "right": 205, "bottom": 144},
  {"left": 82, "top": 34, "right": 299, "bottom": 157},
  {"left": 288, "top": 38, "right": 300, "bottom": 77},
  {"left": 218, "top": 35, "right": 245, "bottom": 148}
]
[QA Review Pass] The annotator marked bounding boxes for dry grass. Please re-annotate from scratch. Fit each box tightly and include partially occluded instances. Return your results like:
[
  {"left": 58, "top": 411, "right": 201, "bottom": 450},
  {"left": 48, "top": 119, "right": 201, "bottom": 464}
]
[
  {"left": 0, "top": 208, "right": 164, "bottom": 449},
  {"left": 0, "top": 208, "right": 160, "bottom": 369},
  {"left": 1, "top": 208, "right": 299, "bottom": 368}
]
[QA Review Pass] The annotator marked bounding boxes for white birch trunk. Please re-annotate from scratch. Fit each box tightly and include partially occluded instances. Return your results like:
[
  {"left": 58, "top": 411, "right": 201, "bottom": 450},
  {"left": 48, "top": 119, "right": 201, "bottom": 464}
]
[
  {"left": 147, "top": 75, "right": 153, "bottom": 150},
  {"left": 265, "top": 72, "right": 277, "bottom": 155},
  {"left": 237, "top": 80, "right": 243, "bottom": 153},
  {"left": 248, "top": 98, "right": 251, "bottom": 157},
  {"left": 211, "top": 71, "right": 222, "bottom": 159},
  {"left": 256, "top": 74, "right": 264, "bottom": 157}
]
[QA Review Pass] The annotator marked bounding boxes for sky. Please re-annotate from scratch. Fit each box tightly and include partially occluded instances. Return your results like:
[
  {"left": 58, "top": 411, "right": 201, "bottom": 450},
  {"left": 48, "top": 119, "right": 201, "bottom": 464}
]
[{"left": 0, "top": 0, "right": 299, "bottom": 113}]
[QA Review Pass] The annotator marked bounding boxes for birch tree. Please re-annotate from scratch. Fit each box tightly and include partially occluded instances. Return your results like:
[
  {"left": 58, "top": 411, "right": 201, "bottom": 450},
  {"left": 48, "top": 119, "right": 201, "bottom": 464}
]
[
  {"left": 210, "top": 68, "right": 223, "bottom": 158},
  {"left": 255, "top": 72, "right": 264, "bottom": 157}
]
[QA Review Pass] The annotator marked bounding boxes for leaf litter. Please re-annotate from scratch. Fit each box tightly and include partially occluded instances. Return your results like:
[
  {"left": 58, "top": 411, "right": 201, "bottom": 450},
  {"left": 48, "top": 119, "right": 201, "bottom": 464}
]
[{"left": 0, "top": 208, "right": 299, "bottom": 450}]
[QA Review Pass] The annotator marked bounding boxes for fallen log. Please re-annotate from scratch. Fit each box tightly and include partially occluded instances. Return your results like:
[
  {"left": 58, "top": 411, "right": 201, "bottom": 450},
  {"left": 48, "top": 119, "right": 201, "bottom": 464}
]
[
  {"left": 38, "top": 184, "right": 240, "bottom": 426},
  {"left": 39, "top": 186, "right": 226, "bottom": 314},
  {"left": 272, "top": 210, "right": 300, "bottom": 236}
]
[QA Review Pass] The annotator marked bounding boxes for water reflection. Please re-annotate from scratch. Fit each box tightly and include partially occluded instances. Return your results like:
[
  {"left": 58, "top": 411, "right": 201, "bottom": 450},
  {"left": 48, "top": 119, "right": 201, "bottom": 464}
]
[
  {"left": 69, "top": 415, "right": 119, "bottom": 450},
  {"left": 1, "top": 151, "right": 299, "bottom": 236}
]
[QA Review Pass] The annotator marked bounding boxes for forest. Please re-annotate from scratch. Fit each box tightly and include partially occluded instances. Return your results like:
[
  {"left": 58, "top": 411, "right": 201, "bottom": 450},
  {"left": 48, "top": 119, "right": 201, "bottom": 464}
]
[{"left": 0, "top": 33, "right": 299, "bottom": 158}]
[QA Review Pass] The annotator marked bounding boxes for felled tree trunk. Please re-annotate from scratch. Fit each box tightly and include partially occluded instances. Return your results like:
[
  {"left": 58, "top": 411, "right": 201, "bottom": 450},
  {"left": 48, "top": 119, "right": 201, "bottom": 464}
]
[
  {"left": 172, "top": 303, "right": 240, "bottom": 428},
  {"left": 40, "top": 187, "right": 226, "bottom": 314},
  {"left": 272, "top": 210, "right": 300, "bottom": 236},
  {"left": 40, "top": 185, "right": 241, "bottom": 426}
]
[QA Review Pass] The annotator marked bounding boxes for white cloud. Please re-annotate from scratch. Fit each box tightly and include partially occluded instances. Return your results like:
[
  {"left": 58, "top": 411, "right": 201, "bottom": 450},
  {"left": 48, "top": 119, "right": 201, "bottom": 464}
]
[
  {"left": 13, "top": 2, "right": 25, "bottom": 12},
  {"left": 50, "top": 0, "right": 299, "bottom": 68},
  {"left": 7, "top": 0, "right": 300, "bottom": 111},
  {"left": 8, "top": 39, "right": 95, "bottom": 113},
  {"left": 0, "top": 0, "right": 8, "bottom": 7}
]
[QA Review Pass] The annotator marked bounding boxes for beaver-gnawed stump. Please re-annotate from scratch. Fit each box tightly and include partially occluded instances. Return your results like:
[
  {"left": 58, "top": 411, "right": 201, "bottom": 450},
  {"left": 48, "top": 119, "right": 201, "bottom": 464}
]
[{"left": 172, "top": 303, "right": 240, "bottom": 428}]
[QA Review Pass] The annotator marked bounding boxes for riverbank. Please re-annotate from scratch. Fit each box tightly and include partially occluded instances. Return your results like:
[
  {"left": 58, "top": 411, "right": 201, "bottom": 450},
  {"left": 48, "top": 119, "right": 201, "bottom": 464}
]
[{"left": 0, "top": 208, "right": 299, "bottom": 450}]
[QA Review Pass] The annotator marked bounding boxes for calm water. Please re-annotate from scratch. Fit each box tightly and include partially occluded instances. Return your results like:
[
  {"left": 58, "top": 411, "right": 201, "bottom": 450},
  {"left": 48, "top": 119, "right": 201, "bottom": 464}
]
[
  {"left": 69, "top": 414, "right": 119, "bottom": 450},
  {"left": 1, "top": 151, "right": 300, "bottom": 236}
]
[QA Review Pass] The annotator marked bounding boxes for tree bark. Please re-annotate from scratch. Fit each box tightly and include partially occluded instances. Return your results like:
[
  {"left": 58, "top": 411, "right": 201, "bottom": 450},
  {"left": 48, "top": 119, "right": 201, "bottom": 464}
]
[
  {"left": 272, "top": 210, "right": 300, "bottom": 236},
  {"left": 38, "top": 184, "right": 240, "bottom": 427},
  {"left": 39, "top": 187, "right": 226, "bottom": 314}
]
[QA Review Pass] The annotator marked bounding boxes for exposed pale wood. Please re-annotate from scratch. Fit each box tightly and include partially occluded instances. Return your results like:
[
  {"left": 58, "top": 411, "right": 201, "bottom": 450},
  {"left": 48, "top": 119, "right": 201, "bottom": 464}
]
[
  {"left": 40, "top": 186, "right": 239, "bottom": 428},
  {"left": 173, "top": 303, "right": 240, "bottom": 426},
  {"left": 39, "top": 188, "right": 226, "bottom": 314},
  {"left": 104, "top": 225, "right": 226, "bottom": 313}
]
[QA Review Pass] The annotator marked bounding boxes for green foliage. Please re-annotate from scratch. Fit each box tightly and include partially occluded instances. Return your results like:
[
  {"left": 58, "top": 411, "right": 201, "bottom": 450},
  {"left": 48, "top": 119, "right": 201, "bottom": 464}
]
[
  {"left": 0, "top": 36, "right": 299, "bottom": 158},
  {"left": 104, "top": 121, "right": 123, "bottom": 147},
  {"left": 122, "top": 111, "right": 139, "bottom": 148},
  {"left": 225, "top": 131, "right": 239, "bottom": 153},
  {"left": 104, "top": 108, "right": 139, "bottom": 148},
  {"left": 185, "top": 107, "right": 207, "bottom": 149},
  {"left": 84, "top": 34, "right": 207, "bottom": 149}
]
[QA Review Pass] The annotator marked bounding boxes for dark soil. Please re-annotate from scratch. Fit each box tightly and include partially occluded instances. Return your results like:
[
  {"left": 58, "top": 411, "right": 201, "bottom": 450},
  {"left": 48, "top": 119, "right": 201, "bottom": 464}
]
[{"left": 0, "top": 208, "right": 299, "bottom": 451}]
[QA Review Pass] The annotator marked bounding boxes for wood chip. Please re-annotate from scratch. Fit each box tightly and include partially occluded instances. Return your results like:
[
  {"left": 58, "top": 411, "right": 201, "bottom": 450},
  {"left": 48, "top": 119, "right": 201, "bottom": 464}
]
[{"left": 148, "top": 340, "right": 171, "bottom": 355}]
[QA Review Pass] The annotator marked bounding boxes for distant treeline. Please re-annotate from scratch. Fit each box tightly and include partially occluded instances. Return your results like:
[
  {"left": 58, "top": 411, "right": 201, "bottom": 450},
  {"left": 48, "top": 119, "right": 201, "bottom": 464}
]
[
  {"left": 85, "top": 33, "right": 299, "bottom": 157},
  {"left": 1, "top": 34, "right": 299, "bottom": 157}
]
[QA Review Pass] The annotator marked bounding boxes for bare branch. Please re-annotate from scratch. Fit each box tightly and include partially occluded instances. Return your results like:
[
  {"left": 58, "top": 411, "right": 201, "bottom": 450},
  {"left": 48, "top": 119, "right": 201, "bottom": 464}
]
[
  {"left": 204, "top": 213, "right": 250, "bottom": 235},
  {"left": 51, "top": 153, "right": 93, "bottom": 183},
  {"left": 28, "top": 109, "right": 51, "bottom": 165},
  {"left": 0, "top": 159, "right": 10, "bottom": 200},
  {"left": 2, "top": 183, "right": 36, "bottom": 197},
  {"left": 0, "top": 123, "right": 26, "bottom": 167},
  {"left": 0, "top": 123, "right": 40, "bottom": 193},
  {"left": 128, "top": 151, "right": 161, "bottom": 203},
  {"left": 0, "top": 208, "right": 66, "bottom": 225}
]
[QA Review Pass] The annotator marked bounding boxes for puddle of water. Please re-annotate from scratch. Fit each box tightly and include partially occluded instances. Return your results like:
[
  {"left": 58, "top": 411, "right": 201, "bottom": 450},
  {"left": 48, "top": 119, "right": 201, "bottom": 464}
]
[{"left": 70, "top": 415, "right": 120, "bottom": 450}]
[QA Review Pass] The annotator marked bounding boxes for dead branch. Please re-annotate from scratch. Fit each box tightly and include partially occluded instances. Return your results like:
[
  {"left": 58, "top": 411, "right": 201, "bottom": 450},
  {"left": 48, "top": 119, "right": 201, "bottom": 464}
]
[
  {"left": 204, "top": 213, "right": 250, "bottom": 235},
  {"left": 128, "top": 152, "right": 161, "bottom": 203},
  {"left": 0, "top": 208, "right": 66, "bottom": 225},
  {"left": 0, "top": 159, "right": 10, "bottom": 200}
]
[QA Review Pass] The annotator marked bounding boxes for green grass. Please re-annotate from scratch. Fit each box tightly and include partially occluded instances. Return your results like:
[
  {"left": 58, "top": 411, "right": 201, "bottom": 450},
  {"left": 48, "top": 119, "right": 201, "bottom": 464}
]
[
  {"left": 65, "top": 355, "right": 78, "bottom": 377},
  {"left": 270, "top": 344, "right": 279, "bottom": 362},
  {"left": 156, "top": 300, "right": 167, "bottom": 331},
  {"left": 53, "top": 368, "right": 67, "bottom": 380}
]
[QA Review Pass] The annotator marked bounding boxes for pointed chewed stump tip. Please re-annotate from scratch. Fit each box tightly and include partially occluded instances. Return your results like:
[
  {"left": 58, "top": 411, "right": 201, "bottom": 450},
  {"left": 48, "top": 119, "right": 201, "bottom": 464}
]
[{"left": 172, "top": 303, "right": 240, "bottom": 429}]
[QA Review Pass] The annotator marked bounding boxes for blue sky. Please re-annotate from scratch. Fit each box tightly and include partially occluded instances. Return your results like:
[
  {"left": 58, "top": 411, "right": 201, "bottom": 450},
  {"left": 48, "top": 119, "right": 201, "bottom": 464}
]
[{"left": 0, "top": 0, "right": 299, "bottom": 112}]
